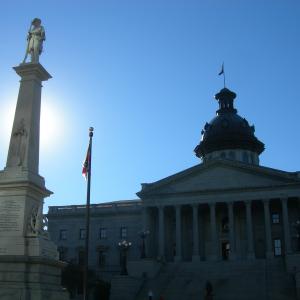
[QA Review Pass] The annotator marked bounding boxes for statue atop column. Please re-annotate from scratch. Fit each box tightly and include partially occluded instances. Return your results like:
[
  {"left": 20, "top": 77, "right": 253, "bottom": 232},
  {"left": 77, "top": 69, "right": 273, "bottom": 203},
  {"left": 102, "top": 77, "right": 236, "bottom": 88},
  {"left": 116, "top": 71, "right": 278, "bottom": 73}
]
[{"left": 23, "top": 18, "right": 45, "bottom": 63}]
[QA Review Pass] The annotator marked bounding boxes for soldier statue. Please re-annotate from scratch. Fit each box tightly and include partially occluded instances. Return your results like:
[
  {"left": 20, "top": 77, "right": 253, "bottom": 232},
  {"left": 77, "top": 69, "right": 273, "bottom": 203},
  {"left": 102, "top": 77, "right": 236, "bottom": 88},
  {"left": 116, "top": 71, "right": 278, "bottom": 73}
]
[{"left": 23, "top": 18, "right": 45, "bottom": 63}]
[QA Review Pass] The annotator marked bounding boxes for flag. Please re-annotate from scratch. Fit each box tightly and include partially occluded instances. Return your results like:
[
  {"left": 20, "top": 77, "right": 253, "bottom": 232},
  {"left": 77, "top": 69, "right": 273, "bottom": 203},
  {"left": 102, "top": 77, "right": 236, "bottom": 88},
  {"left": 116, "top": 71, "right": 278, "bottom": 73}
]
[
  {"left": 82, "top": 144, "right": 91, "bottom": 180},
  {"left": 218, "top": 63, "right": 224, "bottom": 76}
]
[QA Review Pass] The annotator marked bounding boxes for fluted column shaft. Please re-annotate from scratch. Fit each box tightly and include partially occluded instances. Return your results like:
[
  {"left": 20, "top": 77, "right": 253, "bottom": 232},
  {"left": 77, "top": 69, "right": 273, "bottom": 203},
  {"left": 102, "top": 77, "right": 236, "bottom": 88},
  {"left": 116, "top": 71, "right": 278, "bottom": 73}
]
[
  {"left": 158, "top": 206, "right": 165, "bottom": 258},
  {"left": 263, "top": 200, "right": 273, "bottom": 258},
  {"left": 192, "top": 204, "right": 200, "bottom": 261},
  {"left": 175, "top": 205, "right": 182, "bottom": 261},
  {"left": 281, "top": 198, "right": 291, "bottom": 254},
  {"left": 209, "top": 203, "right": 218, "bottom": 260},
  {"left": 228, "top": 202, "right": 236, "bottom": 260},
  {"left": 245, "top": 201, "right": 255, "bottom": 259}
]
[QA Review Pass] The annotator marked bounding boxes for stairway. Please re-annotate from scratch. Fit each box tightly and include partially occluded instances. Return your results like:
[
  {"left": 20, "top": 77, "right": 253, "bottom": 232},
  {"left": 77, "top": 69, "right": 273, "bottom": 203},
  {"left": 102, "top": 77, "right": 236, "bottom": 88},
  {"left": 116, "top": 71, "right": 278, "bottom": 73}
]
[
  {"left": 135, "top": 259, "right": 297, "bottom": 300},
  {"left": 110, "top": 276, "right": 142, "bottom": 300}
]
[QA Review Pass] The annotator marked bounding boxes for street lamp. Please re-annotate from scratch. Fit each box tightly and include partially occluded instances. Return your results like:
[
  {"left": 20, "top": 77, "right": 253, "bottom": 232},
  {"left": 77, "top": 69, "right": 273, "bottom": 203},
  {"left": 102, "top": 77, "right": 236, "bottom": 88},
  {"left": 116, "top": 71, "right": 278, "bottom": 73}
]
[
  {"left": 139, "top": 230, "right": 150, "bottom": 259},
  {"left": 118, "top": 240, "right": 132, "bottom": 275}
]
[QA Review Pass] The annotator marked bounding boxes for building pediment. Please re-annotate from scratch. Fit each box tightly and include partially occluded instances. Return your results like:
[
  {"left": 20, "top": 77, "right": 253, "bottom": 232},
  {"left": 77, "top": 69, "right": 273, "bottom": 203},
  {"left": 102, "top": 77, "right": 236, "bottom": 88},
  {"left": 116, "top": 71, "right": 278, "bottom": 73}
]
[{"left": 137, "top": 159, "right": 300, "bottom": 197}]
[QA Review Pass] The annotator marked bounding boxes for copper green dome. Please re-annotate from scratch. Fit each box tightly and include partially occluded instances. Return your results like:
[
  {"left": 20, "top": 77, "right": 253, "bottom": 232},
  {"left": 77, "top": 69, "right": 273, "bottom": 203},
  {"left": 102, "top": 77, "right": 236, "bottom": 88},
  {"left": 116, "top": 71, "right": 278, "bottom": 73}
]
[{"left": 194, "top": 88, "right": 264, "bottom": 159}]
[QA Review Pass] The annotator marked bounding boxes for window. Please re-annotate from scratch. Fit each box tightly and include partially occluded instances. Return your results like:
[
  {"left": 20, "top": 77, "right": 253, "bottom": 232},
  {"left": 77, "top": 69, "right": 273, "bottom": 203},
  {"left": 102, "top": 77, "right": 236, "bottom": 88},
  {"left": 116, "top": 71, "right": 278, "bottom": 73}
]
[
  {"left": 120, "top": 227, "right": 127, "bottom": 238},
  {"left": 221, "top": 217, "right": 229, "bottom": 233},
  {"left": 229, "top": 151, "right": 235, "bottom": 160},
  {"left": 98, "top": 251, "right": 106, "bottom": 267},
  {"left": 59, "top": 229, "right": 67, "bottom": 240},
  {"left": 272, "top": 213, "right": 280, "bottom": 224},
  {"left": 99, "top": 228, "right": 107, "bottom": 239},
  {"left": 58, "top": 247, "right": 68, "bottom": 261},
  {"left": 243, "top": 152, "right": 249, "bottom": 163},
  {"left": 79, "top": 229, "right": 86, "bottom": 240},
  {"left": 274, "top": 239, "right": 282, "bottom": 256},
  {"left": 78, "top": 250, "right": 85, "bottom": 265}
]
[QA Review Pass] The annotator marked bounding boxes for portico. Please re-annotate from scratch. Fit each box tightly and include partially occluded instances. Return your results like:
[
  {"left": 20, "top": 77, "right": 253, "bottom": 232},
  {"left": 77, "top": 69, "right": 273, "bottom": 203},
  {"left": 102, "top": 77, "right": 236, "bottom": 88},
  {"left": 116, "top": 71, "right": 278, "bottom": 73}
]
[{"left": 142, "top": 195, "right": 295, "bottom": 262}]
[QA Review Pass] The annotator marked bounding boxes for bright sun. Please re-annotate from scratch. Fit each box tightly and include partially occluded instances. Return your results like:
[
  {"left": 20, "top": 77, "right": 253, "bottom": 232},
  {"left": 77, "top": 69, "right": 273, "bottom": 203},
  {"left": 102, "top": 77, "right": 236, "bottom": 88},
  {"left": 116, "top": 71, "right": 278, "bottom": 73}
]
[{"left": 0, "top": 94, "right": 67, "bottom": 155}]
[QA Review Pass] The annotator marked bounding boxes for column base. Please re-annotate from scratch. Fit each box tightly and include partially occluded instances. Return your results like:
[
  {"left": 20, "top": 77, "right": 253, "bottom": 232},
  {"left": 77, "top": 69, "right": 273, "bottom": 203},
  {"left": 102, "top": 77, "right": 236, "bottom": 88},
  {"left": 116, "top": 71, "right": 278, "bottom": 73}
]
[
  {"left": 192, "top": 255, "right": 200, "bottom": 262},
  {"left": 229, "top": 252, "right": 236, "bottom": 261},
  {"left": 208, "top": 254, "right": 219, "bottom": 261},
  {"left": 174, "top": 256, "right": 182, "bottom": 262}
]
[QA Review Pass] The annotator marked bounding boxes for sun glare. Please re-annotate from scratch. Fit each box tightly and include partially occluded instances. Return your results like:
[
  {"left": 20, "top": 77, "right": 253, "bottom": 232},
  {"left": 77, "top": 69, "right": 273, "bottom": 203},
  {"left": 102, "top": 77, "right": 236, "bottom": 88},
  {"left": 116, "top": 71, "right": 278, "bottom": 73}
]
[
  {"left": 0, "top": 94, "right": 67, "bottom": 156},
  {"left": 40, "top": 97, "right": 66, "bottom": 153}
]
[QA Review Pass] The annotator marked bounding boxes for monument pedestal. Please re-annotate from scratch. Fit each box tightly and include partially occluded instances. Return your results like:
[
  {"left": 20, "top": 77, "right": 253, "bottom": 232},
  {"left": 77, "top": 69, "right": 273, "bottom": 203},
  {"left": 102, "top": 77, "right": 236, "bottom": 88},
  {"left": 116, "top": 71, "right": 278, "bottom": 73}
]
[
  {"left": 0, "top": 256, "right": 68, "bottom": 300},
  {"left": 0, "top": 62, "right": 69, "bottom": 299}
]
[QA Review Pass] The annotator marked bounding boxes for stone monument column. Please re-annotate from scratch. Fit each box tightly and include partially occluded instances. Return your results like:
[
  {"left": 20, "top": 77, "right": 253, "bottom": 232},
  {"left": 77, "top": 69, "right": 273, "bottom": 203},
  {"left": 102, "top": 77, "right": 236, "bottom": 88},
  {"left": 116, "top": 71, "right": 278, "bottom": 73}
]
[{"left": 0, "top": 19, "right": 68, "bottom": 300}]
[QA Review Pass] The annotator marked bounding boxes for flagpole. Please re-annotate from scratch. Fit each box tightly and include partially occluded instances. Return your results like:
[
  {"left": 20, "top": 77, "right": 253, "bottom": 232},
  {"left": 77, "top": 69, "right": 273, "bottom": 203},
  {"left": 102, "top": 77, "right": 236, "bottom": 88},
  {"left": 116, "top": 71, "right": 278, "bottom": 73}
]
[{"left": 83, "top": 127, "right": 94, "bottom": 300}]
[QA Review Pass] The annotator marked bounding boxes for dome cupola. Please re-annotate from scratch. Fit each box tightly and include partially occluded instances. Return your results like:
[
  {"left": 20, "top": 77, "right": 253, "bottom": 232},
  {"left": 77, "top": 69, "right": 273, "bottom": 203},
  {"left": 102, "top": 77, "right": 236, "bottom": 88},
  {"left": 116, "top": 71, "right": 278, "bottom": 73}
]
[{"left": 194, "top": 87, "right": 264, "bottom": 165}]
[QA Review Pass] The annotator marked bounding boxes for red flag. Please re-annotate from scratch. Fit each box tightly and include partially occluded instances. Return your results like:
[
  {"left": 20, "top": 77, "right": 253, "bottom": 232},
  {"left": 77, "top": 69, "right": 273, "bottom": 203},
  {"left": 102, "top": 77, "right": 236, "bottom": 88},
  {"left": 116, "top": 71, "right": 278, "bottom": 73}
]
[{"left": 82, "top": 144, "right": 91, "bottom": 180}]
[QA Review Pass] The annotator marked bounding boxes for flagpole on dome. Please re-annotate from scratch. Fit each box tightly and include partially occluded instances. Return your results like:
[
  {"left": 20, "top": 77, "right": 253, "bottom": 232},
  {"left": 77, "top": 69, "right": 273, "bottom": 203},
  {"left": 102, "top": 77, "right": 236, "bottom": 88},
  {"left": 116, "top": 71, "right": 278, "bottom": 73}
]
[{"left": 82, "top": 127, "right": 94, "bottom": 300}]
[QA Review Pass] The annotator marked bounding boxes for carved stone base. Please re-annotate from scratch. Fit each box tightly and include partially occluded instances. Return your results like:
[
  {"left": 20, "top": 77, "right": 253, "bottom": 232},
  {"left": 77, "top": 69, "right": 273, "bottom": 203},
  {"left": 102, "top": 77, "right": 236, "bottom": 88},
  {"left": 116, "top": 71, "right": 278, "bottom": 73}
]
[{"left": 0, "top": 256, "right": 69, "bottom": 300}]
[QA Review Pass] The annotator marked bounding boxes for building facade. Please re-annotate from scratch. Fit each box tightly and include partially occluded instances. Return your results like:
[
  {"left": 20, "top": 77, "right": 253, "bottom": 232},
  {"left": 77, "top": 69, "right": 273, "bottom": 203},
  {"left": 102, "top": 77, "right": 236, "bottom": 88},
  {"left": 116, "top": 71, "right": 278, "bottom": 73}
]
[{"left": 48, "top": 87, "right": 300, "bottom": 300}]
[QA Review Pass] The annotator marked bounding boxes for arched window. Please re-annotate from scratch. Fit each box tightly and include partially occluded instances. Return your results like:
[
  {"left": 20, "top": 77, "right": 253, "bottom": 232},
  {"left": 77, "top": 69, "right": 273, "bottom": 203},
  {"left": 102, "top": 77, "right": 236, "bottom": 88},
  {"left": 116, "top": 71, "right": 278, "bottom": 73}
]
[{"left": 229, "top": 151, "right": 235, "bottom": 160}]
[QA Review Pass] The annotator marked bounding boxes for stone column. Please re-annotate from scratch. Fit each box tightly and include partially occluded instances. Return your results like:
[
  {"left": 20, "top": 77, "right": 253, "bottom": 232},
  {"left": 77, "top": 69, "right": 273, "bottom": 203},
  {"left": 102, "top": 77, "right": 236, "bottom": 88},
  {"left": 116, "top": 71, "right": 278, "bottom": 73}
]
[
  {"left": 175, "top": 205, "right": 182, "bottom": 261},
  {"left": 192, "top": 204, "right": 200, "bottom": 261},
  {"left": 263, "top": 200, "right": 273, "bottom": 258},
  {"left": 281, "top": 198, "right": 292, "bottom": 254},
  {"left": 209, "top": 202, "right": 218, "bottom": 260},
  {"left": 142, "top": 206, "right": 150, "bottom": 257},
  {"left": 228, "top": 202, "right": 236, "bottom": 260},
  {"left": 158, "top": 205, "right": 165, "bottom": 259},
  {"left": 245, "top": 201, "right": 255, "bottom": 259}
]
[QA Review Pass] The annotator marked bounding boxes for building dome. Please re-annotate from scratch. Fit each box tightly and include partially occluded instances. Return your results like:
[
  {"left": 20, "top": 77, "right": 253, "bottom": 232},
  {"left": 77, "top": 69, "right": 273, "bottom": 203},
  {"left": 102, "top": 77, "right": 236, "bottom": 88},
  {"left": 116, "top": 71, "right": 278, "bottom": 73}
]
[{"left": 194, "top": 88, "right": 264, "bottom": 163}]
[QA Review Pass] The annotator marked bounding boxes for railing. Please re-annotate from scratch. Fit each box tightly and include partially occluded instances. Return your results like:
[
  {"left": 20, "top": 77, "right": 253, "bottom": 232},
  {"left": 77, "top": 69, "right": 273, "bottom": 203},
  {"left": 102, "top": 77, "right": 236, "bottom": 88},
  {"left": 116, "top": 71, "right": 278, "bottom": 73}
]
[{"left": 48, "top": 200, "right": 142, "bottom": 215}]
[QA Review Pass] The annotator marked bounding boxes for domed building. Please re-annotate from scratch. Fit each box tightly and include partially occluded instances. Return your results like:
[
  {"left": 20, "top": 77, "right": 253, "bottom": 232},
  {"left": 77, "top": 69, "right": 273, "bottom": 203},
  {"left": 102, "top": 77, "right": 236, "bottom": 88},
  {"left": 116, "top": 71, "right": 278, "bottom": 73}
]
[
  {"left": 48, "top": 87, "right": 300, "bottom": 300},
  {"left": 194, "top": 87, "right": 264, "bottom": 165}
]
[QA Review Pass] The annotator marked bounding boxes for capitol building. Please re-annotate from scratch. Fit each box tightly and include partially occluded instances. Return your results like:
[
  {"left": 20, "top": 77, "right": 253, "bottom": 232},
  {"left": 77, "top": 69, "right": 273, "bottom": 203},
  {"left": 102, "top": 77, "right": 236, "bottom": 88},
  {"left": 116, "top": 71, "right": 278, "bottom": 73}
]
[{"left": 48, "top": 87, "right": 300, "bottom": 300}]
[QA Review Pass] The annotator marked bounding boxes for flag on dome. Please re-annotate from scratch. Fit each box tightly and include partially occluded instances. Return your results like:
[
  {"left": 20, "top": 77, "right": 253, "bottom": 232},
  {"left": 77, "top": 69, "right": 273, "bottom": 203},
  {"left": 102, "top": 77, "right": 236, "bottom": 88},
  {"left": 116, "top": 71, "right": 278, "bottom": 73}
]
[
  {"left": 218, "top": 63, "right": 224, "bottom": 76},
  {"left": 82, "top": 144, "right": 91, "bottom": 180}
]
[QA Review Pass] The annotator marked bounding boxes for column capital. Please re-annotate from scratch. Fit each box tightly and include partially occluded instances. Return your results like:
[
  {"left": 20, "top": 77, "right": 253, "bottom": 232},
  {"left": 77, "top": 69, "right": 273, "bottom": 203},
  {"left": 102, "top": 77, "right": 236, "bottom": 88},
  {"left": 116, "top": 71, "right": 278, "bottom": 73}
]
[
  {"left": 227, "top": 201, "right": 234, "bottom": 207},
  {"left": 208, "top": 202, "right": 216, "bottom": 208},
  {"left": 244, "top": 200, "right": 252, "bottom": 206},
  {"left": 262, "top": 199, "right": 270, "bottom": 205},
  {"left": 191, "top": 203, "right": 199, "bottom": 209},
  {"left": 280, "top": 197, "right": 289, "bottom": 204}
]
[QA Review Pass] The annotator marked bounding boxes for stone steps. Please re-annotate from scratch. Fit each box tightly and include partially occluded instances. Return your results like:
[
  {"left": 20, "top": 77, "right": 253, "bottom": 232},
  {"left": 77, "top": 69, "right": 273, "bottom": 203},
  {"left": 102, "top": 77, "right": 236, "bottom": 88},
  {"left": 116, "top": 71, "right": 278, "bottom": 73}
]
[
  {"left": 135, "top": 259, "right": 297, "bottom": 300},
  {"left": 110, "top": 276, "right": 142, "bottom": 300}
]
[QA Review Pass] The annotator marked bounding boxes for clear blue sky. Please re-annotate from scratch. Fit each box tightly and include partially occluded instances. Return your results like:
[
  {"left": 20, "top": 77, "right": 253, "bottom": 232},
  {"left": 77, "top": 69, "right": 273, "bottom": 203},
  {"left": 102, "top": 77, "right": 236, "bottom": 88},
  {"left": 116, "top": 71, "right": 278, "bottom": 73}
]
[{"left": 0, "top": 0, "right": 299, "bottom": 211}]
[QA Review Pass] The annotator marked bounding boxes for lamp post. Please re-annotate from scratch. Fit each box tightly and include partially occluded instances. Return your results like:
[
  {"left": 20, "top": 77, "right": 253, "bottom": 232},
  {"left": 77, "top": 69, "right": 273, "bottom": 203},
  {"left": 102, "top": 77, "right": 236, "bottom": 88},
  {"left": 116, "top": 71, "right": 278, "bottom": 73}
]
[
  {"left": 118, "top": 240, "right": 131, "bottom": 275},
  {"left": 139, "top": 230, "right": 150, "bottom": 259}
]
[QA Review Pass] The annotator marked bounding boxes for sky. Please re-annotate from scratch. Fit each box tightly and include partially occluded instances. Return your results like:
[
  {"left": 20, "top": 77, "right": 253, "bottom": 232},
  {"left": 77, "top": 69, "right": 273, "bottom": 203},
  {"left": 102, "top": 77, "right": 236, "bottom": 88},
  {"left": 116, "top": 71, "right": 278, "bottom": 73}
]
[{"left": 0, "top": 0, "right": 299, "bottom": 212}]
